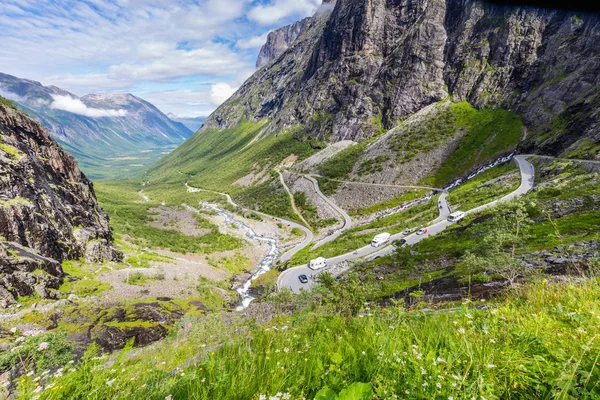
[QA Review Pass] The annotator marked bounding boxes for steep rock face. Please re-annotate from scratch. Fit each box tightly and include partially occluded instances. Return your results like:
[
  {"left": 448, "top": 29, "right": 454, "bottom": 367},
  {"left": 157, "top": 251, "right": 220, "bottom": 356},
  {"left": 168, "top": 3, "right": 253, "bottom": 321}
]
[
  {"left": 0, "top": 103, "right": 121, "bottom": 307},
  {"left": 256, "top": 18, "right": 311, "bottom": 68},
  {"left": 205, "top": 0, "right": 600, "bottom": 155}
]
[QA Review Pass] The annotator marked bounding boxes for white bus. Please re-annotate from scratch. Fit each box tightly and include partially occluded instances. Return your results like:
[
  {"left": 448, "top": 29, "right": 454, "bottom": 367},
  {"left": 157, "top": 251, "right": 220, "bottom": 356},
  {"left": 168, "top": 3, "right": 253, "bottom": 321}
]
[
  {"left": 309, "top": 257, "right": 327, "bottom": 270},
  {"left": 447, "top": 211, "right": 465, "bottom": 223},
  {"left": 371, "top": 232, "right": 391, "bottom": 247}
]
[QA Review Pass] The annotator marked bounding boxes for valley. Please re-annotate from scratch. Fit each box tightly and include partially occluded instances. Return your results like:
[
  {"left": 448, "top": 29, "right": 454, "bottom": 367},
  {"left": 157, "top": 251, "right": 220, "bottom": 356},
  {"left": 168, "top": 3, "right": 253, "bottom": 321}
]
[{"left": 1, "top": 0, "right": 600, "bottom": 399}]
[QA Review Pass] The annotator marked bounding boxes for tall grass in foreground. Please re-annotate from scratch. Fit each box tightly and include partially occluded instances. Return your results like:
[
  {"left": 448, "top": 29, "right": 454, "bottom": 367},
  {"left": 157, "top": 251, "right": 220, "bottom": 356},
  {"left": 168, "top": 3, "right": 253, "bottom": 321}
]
[{"left": 18, "top": 278, "right": 600, "bottom": 399}]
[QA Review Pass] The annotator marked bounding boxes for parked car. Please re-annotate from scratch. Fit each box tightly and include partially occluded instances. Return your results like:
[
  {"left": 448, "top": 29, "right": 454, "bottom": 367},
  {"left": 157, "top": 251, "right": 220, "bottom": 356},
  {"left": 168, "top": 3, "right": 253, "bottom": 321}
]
[
  {"left": 298, "top": 274, "right": 309, "bottom": 284},
  {"left": 402, "top": 228, "right": 412, "bottom": 235},
  {"left": 416, "top": 228, "right": 428, "bottom": 235},
  {"left": 393, "top": 239, "right": 407, "bottom": 247}
]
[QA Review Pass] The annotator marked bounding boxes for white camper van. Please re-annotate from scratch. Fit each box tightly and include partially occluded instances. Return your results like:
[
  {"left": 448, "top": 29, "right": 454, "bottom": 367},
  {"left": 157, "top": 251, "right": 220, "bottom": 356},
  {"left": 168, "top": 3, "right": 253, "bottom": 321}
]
[
  {"left": 447, "top": 211, "right": 465, "bottom": 223},
  {"left": 371, "top": 232, "right": 391, "bottom": 247},
  {"left": 309, "top": 257, "right": 327, "bottom": 270}
]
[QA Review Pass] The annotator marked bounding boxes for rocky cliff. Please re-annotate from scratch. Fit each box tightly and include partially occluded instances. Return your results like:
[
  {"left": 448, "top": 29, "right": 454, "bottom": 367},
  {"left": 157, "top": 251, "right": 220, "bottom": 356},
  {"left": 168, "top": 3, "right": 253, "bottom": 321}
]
[
  {"left": 0, "top": 101, "right": 121, "bottom": 307},
  {"left": 205, "top": 0, "right": 600, "bottom": 157},
  {"left": 256, "top": 17, "right": 311, "bottom": 68}
]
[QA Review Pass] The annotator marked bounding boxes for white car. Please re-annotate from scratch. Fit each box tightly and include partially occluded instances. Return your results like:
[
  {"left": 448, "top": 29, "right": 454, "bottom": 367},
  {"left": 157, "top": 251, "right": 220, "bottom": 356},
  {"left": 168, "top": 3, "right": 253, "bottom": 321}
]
[
  {"left": 309, "top": 257, "right": 327, "bottom": 270},
  {"left": 416, "top": 228, "right": 428, "bottom": 235}
]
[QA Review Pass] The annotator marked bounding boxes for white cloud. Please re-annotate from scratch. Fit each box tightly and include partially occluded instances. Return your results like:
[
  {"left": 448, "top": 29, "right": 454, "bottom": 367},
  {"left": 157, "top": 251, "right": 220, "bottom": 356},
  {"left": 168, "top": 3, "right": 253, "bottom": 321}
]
[
  {"left": 108, "top": 44, "right": 245, "bottom": 82},
  {"left": 0, "top": 0, "right": 322, "bottom": 116},
  {"left": 140, "top": 88, "right": 214, "bottom": 117},
  {"left": 50, "top": 95, "right": 128, "bottom": 118},
  {"left": 236, "top": 32, "right": 270, "bottom": 50},
  {"left": 210, "top": 83, "right": 237, "bottom": 105},
  {"left": 248, "top": 0, "right": 321, "bottom": 26}
]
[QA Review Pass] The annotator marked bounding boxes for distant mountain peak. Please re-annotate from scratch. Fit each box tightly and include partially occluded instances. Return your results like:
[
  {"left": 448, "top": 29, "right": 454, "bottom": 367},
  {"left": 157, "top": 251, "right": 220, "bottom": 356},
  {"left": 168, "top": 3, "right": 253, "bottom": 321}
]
[{"left": 0, "top": 72, "right": 193, "bottom": 178}]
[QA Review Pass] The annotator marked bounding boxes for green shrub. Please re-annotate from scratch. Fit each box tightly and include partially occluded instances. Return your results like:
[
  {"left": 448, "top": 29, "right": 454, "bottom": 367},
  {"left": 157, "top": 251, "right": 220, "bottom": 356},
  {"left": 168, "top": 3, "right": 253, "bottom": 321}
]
[{"left": 1, "top": 332, "right": 73, "bottom": 373}]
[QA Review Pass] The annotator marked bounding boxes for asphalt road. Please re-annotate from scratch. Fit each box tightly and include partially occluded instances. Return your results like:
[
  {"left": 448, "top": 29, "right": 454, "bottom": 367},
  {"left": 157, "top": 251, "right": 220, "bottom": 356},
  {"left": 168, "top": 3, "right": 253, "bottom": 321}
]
[
  {"left": 277, "top": 156, "right": 535, "bottom": 293},
  {"left": 279, "top": 171, "right": 312, "bottom": 229},
  {"left": 305, "top": 174, "right": 354, "bottom": 249}
]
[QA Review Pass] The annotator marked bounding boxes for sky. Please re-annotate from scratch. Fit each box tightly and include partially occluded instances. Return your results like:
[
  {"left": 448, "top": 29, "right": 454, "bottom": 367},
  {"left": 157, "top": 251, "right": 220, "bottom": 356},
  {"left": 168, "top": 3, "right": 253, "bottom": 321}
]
[{"left": 0, "top": 0, "right": 324, "bottom": 117}]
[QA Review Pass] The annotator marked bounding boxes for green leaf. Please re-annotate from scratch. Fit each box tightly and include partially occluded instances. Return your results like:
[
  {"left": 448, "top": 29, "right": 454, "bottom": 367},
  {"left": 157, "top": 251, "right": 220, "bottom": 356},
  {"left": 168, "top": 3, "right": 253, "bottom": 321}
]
[
  {"left": 330, "top": 352, "right": 343, "bottom": 365},
  {"left": 337, "top": 382, "right": 372, "bottom": 400},
  {"left": 314, "top": 387, "right": 337, "bottom": 400}
]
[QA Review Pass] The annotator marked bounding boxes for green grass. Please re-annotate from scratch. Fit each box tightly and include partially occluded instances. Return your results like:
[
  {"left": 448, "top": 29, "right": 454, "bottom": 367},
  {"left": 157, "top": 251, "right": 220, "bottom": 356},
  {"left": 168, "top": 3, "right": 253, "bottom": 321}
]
[
  {"left": 0, "top": 96, "right": 17, "bottom": 110},
  {"left": 59, "top": 279, "right": 113, "bottom": 297},
  {"left": 123, "top": 271, "right": 165, "bottom": 286},
  {"left": 349, "top": 189, "right": 428, "bottom": 217},
  {"left": 19, "top": 278, "right": 600, "bottom": 399},
  {"left": 94, "top": 180, "right": 243, "bottom": 254},
  {"left": 0, "top": 142, "right": 24, "bottom": 159},
  {"left": 446, "top": 162, "right": 520, "bottom": 210},
  {"left": 236, "top": 176, "right": 298, "bottom": 221},
  {"left": 425, "top": 103, "right": 523, "bottom": 186},
  {"left": 207, "top": 253, "right": 252, "bottom": 275},
  {"left": 293, "top": 191, "right": 338, "bottom": 229},
  {"left": 319, "top": 142, "right": 365, "bottom": 179},
  {"left": 149, "top": 121, "right": 319, "bottom": 192},
  {"left": 388, "top": 101, "right": 521, "bottom": 186}
]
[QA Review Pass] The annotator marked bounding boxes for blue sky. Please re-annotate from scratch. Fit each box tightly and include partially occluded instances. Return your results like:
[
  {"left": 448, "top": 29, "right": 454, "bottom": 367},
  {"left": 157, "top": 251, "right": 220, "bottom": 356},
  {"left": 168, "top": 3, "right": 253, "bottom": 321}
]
[{"left": 0, "top": 0, "right": 324, "bottom": 117}]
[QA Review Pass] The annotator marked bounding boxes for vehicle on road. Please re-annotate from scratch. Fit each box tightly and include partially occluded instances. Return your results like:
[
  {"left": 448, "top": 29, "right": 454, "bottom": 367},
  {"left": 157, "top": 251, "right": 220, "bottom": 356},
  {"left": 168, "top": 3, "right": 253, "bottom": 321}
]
[
  {"left": 402, "top": 228, "right": 412, "bottom": 235},
  {"left": 309, "top": 257, "right": 327, "bottom": 270},
  {"left": 393, "top": 239, "right": 407, "bottom": 247},
  {"left": 371, "top": 232, "right": 391, "bottom": 247},
  {"left": 416, "top": 228, "right": 428, "bottom": 235},
  {"left": 447, "top": 211, "right": 465, "bottom": 223},
  {"left": 298, "top": 274, "right": 309, "bottom": 284}
]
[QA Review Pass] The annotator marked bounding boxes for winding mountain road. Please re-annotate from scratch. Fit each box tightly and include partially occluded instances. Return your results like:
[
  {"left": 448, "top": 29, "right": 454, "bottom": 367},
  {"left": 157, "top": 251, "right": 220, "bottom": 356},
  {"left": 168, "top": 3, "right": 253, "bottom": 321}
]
[
  {"left": 304, "top": 174, "right": 354, "bottom": 249},
  {"left": 277, "top": 155, "right": 535, "bottom": 293},
  {"left": 278, "top": 171, "right": 312, "bottom": 229},
  {"left": 308, "top": 174, "right": 447, "bottom": 192},
  {"left": 522, "top": 154, "right": 600, "bottom": 165}
]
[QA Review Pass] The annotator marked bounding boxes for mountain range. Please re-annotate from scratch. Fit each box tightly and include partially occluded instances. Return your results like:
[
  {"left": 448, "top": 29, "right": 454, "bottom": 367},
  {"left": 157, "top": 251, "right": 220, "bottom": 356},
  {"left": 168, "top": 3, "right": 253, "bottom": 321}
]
[
  {"left": 166, "top": 113, "right": 206, "bottom": 132},
  {"left": 149, "top": 0, "right": 599, "bottom": 200},
  {"left": 0, "top": 72, "right": 193, "bottom": 179}
]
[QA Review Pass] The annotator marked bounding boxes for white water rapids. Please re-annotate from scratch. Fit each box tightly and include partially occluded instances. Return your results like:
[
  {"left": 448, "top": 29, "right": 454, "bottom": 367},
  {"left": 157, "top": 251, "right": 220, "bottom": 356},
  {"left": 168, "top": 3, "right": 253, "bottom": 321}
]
[
  {"left": 213, "top": 206, "right": 279, "bottom": 310},
  {"left": 190, "top": 195, "right": 280, "bottom": 310}
]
